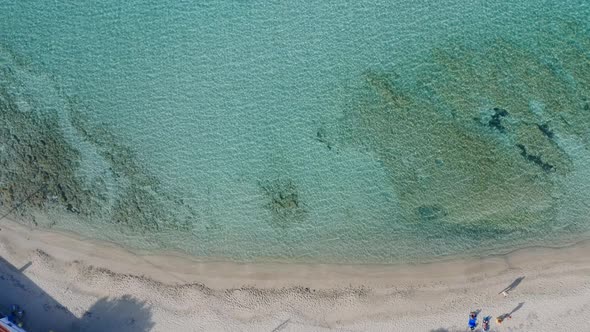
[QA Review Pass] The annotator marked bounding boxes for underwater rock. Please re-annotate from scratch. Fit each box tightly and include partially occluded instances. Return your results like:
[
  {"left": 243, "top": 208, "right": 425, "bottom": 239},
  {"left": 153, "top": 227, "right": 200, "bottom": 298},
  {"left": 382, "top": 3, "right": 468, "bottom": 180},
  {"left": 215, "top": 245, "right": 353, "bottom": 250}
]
[
  {"left": 0, "top": 80, "right": 86, "bottom": 219},
  {"left": 259, "top": 178, "right": 306, "bottom": 228},
  {"left": 0, "top": 48, "right": 194, "bottom": 234},
  {"left": 537, "top": 123, "right": 555, "bottom": 139},
  {"left": 488, "top": 107, "right": 509, "bottom": 132},
  {"left": 516, "top": 144, "right": 555, "bottom": 172}
]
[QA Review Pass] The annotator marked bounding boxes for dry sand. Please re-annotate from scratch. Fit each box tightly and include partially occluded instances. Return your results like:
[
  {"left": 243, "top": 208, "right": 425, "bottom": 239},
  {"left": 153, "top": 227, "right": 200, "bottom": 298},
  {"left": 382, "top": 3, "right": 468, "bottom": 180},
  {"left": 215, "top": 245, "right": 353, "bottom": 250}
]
[{"left": 0, "top": 218, "right": 589, "bottom": 332}]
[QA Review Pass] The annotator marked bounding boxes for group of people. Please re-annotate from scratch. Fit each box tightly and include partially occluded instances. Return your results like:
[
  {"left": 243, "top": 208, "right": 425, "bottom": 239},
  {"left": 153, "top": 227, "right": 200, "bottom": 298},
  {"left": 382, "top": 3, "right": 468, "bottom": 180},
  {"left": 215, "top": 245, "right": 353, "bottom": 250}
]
[
  {"left": 468, "top": 310, "right": 511, "bottom": 331},
  {"left": 466, "top": 279, "right": 523, "bottom": 331}
]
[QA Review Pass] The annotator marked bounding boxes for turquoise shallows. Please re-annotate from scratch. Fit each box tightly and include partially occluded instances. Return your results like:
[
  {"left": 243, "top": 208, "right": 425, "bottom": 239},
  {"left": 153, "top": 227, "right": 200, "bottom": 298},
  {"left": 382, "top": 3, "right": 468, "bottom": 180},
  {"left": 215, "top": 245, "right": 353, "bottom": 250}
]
[{"left": 1, "top": 0, "right": 590, "bottom": 263}]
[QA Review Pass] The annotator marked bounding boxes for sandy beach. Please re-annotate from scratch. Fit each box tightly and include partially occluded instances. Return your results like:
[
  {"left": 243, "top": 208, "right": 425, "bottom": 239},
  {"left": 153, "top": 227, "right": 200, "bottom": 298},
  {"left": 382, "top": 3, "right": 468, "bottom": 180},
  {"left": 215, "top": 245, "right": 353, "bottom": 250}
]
[
  {"left": 3, "top": 1, "right": 590, "bottom": 331},
  {"left": 0, "top": 218, "right": 589, "bottom": 331}
]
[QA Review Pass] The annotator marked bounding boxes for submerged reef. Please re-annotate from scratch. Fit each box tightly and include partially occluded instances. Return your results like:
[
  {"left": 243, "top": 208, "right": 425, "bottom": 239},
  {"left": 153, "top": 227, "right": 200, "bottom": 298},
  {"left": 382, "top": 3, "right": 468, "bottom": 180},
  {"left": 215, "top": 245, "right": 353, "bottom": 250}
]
[
  {"left": 332, "top": 20, "right": 590, "bottom": 230},
  {"left": 0, "top": 76, "right": 88, "bottom": 221},
  {"left": 0, "top": 46, "right": 194, "bottom": 234},
  {"left": 67, "top": 103, "right": 195, "bottom": 232},
  {"left": 259, "top": 178, "right": 306, "bottom": 228}
]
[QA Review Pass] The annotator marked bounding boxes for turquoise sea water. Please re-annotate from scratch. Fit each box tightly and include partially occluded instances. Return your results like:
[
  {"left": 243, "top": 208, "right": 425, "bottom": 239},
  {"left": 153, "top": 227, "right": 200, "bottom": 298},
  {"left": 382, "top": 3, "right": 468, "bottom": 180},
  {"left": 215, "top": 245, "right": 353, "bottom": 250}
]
[{"left": 1, "top": 0, "right": 590, "bottom": 263}]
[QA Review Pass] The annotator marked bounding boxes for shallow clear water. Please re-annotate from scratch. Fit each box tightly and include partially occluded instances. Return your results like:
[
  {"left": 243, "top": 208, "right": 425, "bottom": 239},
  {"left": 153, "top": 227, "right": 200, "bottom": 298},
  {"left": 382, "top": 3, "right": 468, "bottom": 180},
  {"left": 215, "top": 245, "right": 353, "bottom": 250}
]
[{"left": 1, "top": 0, "right": 590, "bottom": 263}]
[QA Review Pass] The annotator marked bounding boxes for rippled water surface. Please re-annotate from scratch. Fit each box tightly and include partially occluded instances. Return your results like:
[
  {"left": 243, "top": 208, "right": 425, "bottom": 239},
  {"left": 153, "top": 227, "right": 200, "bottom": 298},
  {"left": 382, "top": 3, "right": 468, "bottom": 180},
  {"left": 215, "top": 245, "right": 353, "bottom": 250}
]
[{"left": 1, "top": 0, "right": 590, "bottom": 263}]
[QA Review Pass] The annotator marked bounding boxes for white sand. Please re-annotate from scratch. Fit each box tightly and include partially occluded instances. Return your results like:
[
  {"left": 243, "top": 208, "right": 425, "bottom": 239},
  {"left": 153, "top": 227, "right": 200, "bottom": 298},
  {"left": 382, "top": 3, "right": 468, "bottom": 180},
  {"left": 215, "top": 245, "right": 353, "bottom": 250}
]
[{"left": 0, "top": 218, "right": 589, "bottom": 332}]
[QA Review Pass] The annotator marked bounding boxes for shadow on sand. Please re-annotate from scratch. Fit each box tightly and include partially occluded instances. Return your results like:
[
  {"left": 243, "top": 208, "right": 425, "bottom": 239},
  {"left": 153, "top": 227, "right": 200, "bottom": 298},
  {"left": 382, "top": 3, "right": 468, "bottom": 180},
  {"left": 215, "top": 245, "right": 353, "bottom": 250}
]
[
  {"left": 270, "top": 318, "right": 291, "bottom": 332},
  {"left": 497, "top": 302, "right": 525, "bottom": 322},
  {"left": 499, "top": 276, "right": 525, "bottom": 295},
  {"left": 0, "top": 256, "right": 155, "bottom": 332},
  {"left": 78, "top": 296, "right": 154, "bottom": 332}
]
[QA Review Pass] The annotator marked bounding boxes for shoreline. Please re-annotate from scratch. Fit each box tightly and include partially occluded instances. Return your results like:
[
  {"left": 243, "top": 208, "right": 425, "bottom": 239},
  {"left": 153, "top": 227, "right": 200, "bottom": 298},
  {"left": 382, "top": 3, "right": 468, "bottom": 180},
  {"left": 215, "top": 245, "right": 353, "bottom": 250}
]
[
  {"left": 4, "top": 218, "right": 590, "bottom": 288},
  {"left": 1, "top": 217, "right": 590, "bottom": 331}
]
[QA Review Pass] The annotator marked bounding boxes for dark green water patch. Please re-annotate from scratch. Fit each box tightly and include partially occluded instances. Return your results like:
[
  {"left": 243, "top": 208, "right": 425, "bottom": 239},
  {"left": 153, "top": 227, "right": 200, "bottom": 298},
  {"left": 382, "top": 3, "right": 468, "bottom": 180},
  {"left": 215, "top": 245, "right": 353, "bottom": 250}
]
[
  {"left": 259, "top": 178, "right": 306, "bottom": 228},
  {"left": 417, "top": 205, "right": 447, "bottom": 222},
  {"left": 0, "top": 47, "right": 195, "bottom": 234},
  {"left": 487, "top": 107, "right": 509, "bottom": 133},
  {"left": 333, "top": 20, "right": 590, "bottom": 232},
  {"left": 67, "top": 102, "right": 195, "bottom": 233},
  {"left": 0, "top": 78, "right": 88, "bottom": 221},
  {"left": 515, "top": 144, "right": 555, "bottom": 173},
  {"left": 537, "top": 123, "right": 555, "bottom": 140}
]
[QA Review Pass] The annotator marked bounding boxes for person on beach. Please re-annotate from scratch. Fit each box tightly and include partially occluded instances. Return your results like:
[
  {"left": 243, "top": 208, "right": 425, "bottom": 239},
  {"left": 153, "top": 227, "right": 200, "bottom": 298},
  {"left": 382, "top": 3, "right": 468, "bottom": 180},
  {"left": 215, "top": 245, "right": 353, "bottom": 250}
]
[
  {"left": 482, "top": 316, "right": 492, "bottom": 331},
  {"left": 468, "top": 311, "right": 478, "bottom": 330},
  {"left": 496, "top": 314, "right": 511, "bottom": 324}
]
